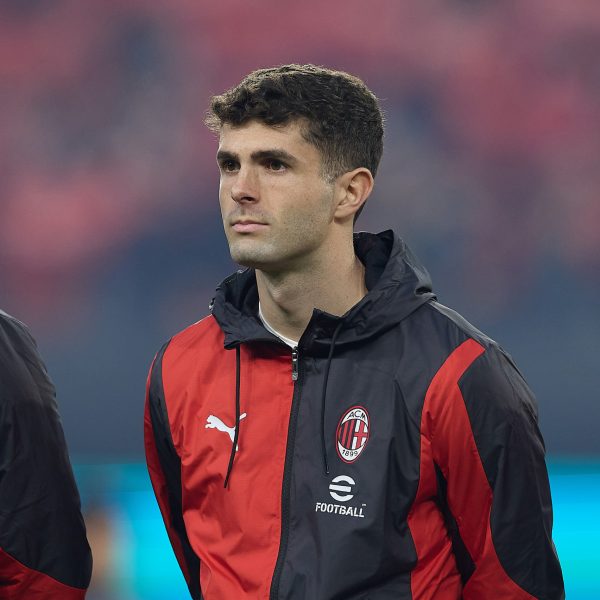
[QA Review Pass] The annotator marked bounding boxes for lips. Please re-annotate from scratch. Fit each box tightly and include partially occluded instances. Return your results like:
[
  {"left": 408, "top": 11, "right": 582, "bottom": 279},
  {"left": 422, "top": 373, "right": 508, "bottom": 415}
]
[{"left": 231, "top": 221, "right": 268, "bottom": 233}]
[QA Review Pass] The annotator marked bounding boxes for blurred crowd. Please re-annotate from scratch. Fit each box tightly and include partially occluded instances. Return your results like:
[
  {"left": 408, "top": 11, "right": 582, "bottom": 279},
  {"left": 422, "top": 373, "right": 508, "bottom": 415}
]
[{"left": 1, "top": 0, "right": 598, "bottom": 456}]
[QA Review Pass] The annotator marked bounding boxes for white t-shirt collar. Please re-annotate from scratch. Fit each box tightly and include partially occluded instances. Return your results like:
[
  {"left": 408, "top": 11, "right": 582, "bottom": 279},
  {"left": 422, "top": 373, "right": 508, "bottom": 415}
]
[{"left": 258, "top": 303, "right": 298, "bottom": 348}]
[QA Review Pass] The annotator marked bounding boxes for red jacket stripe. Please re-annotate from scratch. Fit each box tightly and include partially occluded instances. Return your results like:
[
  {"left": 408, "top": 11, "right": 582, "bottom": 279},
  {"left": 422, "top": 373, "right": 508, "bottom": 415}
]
[
  {"left": 412, "top": 338, "right": 537, "bottom": 599},
  {"left": 0, "top": 547, "right": 86, "bottom": 600}
]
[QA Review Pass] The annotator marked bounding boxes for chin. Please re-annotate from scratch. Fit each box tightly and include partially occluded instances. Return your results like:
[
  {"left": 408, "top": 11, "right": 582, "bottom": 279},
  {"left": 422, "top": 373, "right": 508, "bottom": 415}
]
[
  {"left": 229, "top": 244, "right": 272, "bottom": 269},
  {"left": 228, "top": 236, "right": 301, "bottom": 272},
  {"left": 230, "top": 248, "right": 293, "bottom": 273}
]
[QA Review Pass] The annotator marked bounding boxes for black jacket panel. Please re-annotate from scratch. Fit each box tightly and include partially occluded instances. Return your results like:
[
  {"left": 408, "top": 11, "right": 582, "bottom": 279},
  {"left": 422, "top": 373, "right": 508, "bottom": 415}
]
[{"left": 0, "top": 311, "right": 92, "bottom": 595}]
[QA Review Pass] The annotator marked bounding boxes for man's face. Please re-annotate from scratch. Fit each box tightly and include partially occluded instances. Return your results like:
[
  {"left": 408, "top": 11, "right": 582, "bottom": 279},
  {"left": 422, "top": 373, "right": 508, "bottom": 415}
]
[{"left": 217, "top": 120, "right": 337, "bottom": 272}]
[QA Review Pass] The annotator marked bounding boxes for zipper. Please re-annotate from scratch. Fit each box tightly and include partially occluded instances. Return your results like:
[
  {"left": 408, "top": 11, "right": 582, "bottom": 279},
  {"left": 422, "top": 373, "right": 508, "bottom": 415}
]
[
  {"left": 269, "top": 348, "right": 303, "bottom": 600},
  {"left": 291, "top": 346, "right": 299, "bottom": 381}
]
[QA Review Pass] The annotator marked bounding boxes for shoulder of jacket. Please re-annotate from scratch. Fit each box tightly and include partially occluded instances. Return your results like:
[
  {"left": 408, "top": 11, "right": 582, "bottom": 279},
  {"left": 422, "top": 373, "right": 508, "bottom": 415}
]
[
  {"left": 423, "top": 300, "right": 497, "bottom": 350},
  {"left": 0, "top": 310, "right": 36, "bottom": 349},
  {"left": 419, "top": 301, "right": 526, "bottom": 394},
  {"left": 149, "top": 315, "right": 225, "bottom": 385},
  {"left": 0, "top": 312, "right": 52, "bottom": 412},
  {"left": 168, "top": 313, "right": 224, "bottom": 352}
]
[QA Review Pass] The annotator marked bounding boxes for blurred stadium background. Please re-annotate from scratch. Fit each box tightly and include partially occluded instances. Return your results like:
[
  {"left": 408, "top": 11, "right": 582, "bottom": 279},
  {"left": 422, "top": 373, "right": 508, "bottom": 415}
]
[{"left": 1, "top": 1, "right": 598, "bottom": 598}]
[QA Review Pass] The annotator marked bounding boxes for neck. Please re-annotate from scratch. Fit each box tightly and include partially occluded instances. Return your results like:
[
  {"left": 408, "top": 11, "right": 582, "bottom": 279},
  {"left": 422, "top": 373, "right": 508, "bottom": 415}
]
[{"left": 256, "top": 241, "right": 367, "bottom": 342}]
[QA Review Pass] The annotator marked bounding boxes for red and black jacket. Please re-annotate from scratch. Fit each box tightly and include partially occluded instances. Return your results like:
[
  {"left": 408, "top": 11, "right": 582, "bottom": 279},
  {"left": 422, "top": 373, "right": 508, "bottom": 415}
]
[
  {"left": 0, "top": 311, "right": 92, "bottom": 598},
  {"left": 145, "top": 231, "right": 564, "bottom": 599}
]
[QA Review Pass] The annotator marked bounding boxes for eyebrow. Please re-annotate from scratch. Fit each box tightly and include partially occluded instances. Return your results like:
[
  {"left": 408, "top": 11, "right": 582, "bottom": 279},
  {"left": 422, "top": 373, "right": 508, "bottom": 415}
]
[{"left": 216, "top": 148, "right": 298, "bottom": 165}]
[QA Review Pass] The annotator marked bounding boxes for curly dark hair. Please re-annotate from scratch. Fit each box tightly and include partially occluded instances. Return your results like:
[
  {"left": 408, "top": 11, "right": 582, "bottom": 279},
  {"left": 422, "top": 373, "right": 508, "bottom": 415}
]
[{"left": 206, "top": 64, "right": 385, "bottom": 189}]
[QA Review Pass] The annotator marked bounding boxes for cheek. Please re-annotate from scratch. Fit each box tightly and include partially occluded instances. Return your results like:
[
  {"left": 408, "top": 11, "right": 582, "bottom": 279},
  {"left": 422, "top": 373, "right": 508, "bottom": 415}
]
[
  {"left": 218, "top": 183, "right": 232, "bottom": 215},
  {"left": 289, "top": 185, "right": 334, "bottom": 225}
]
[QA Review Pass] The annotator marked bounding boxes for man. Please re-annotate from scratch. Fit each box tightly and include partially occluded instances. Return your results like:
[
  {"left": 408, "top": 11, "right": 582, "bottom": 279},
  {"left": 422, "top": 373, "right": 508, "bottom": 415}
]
[
  {"left": 0, "top": 310, "right": 92, "bottom": 598},
  {"left": 145, "top": 65, "right": 564, "bottom": 599}
]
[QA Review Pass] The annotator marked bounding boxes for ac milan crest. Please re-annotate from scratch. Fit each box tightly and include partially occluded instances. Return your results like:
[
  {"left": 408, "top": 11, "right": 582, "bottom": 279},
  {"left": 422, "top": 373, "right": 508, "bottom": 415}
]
[{"left": 336, "top": 406, "right": 370, "bottom": 463}]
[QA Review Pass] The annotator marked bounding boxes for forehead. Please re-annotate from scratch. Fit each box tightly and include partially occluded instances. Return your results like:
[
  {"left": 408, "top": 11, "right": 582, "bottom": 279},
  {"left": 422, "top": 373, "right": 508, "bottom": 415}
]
[{"left": 217, "top": 120, "right": 313, "bottom": 154}]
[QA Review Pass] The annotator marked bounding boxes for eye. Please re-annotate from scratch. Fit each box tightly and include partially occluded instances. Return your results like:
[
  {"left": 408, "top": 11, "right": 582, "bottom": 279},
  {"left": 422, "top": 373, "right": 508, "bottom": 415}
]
[
  {"left": 266, "top": 159, "right": 286, "bottom": 172},
  {"left": 219, "top": 159, "right": 238, "bottom": 173}
]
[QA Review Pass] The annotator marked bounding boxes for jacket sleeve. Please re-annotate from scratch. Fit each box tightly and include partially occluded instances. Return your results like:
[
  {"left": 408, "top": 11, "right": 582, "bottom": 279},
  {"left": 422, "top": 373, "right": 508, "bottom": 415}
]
[
  {"left": 0, "top": 312, "right": 92, "bottom": 599},
  {"left": 144, "top": 341, "right": 203, "bottom": 600},
  {"left": 424, "top": 338, "right": 564, "bottom": 600}
]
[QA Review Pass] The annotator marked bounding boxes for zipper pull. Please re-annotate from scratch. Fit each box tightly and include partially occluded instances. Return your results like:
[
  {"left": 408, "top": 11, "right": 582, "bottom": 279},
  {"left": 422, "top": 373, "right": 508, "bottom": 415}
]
[{"left": 291, "top": 346, "right": 299, "bottom": 381}]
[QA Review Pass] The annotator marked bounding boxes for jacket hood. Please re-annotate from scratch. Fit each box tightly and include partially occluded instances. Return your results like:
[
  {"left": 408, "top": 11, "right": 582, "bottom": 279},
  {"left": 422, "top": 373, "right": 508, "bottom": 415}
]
[{"left": 211, "top": 230, "right": 436, "bottom": 352}]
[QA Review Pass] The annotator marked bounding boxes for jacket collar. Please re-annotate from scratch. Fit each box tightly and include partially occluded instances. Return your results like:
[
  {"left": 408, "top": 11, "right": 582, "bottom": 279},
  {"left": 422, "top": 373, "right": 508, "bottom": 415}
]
[{"left": 210, "top": 230, "right": 436, "bottom": 351}]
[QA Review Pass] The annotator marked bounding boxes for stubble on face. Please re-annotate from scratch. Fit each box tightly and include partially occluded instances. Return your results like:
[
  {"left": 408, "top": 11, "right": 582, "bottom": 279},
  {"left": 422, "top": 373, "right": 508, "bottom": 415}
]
[{"left": 218, "top": 121, "right": 337, "bottom": 274}]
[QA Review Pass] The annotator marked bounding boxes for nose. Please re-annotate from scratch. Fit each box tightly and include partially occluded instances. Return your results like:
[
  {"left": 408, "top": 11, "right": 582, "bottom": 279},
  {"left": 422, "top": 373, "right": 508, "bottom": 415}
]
[{"left": 230, "top": 166, "right": 259, "bottom": 204}]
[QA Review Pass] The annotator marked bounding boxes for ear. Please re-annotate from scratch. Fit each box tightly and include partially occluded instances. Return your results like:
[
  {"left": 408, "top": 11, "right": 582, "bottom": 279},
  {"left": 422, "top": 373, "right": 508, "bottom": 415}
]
[{"left": 333, "top": 168, "right": 374, "bottom": 222}]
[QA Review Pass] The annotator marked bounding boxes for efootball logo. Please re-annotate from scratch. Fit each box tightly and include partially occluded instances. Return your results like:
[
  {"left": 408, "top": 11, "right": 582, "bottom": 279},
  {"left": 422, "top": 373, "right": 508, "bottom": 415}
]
[{"left": 336, "top": 406, "right": 370, "bottom": 463}]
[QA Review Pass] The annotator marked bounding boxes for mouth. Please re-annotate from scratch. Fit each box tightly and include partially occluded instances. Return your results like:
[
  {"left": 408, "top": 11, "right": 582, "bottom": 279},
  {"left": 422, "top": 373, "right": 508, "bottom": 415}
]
[{"left": 231, "top": 219, "right": 269, "bottom": 233}]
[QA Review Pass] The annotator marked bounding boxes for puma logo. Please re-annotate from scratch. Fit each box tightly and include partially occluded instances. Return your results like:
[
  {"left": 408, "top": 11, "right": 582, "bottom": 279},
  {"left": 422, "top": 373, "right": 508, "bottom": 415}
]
[{"left": 205, "top": 413, "right": 247, "bottom": 450}]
